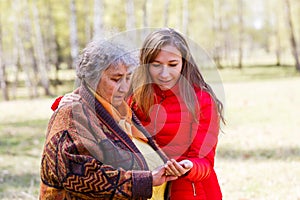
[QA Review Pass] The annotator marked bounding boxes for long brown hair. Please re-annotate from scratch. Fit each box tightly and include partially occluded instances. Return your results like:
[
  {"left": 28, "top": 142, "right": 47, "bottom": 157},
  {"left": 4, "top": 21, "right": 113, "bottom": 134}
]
[{"left": 131, "top": 28, "right": 225, "bottom": 123}]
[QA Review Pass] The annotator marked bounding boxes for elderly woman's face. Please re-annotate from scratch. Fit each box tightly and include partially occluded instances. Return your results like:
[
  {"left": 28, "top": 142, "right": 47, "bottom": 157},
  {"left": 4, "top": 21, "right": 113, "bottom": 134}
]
[{"left": 96, "top": 63, "right": 132, "bottom": 108}]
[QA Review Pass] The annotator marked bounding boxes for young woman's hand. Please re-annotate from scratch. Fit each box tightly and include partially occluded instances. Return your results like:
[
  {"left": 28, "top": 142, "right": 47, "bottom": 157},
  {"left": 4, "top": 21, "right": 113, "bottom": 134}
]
[
  {"left": 58, "top": 92, "right": 81, "bottom": 109},
  {"left": 164, "top": 159, "right": 193, "bottom": 177}
]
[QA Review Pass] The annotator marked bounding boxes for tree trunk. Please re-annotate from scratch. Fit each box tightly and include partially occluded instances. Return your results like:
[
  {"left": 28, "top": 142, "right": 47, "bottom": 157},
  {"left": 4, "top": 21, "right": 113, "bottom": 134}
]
[
  {"left": 23, "top": 0, "right": 39, "bottom": 97},
  {"left": 142, "top": 0, "right": 149, "bottom": 28},
  {"left": 141, "top": 0, "right": 152, "bottom": 39},
  {"left": 125, "top": 0, "right": 136, "bottom": 42},
  {"left": 32, "top": 1, "right": 51, "bottom": 95},
  {"left": 163, "top": 0, "right": 170, "bottom": 27},
  {"left": 125, "top": 0, "right": 136, "bottom": 30},
  {"left": 213, "top": 0, "right": 220, "bottom": 66},
  {"left": 45, "top": 0, "right": 59, "bottom": 71},
  {"left": 70, "top": 0, "right": 79, "bottom": 68},
  {"left": 93, "top": 0, "right": 104, "bottom": 38},
  {"left": 284, "top": 0, "right": 300, "bottom": 71},
  {"left": 13, "top": 0, "right": 37, "bottom": 99},
  {"left": 182, "top": 0, "right": 189, "bottom": 36},
  {"left": 238, "top": 0, "right": 244, "bottom": 69},
  {"left": 85, "top": 3, "right": 92, "bottom": 42},
  {"left": 0, "top": 13, "right": 9, "bottom": 101},
  {"left": 275, "top": 13, "right": 281, "bottom": 66}
]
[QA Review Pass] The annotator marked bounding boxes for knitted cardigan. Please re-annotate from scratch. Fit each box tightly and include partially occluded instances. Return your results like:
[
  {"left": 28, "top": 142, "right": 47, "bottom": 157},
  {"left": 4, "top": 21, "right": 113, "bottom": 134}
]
[{"left": 40, "top": 84, "right": 168, "bottom": 200}]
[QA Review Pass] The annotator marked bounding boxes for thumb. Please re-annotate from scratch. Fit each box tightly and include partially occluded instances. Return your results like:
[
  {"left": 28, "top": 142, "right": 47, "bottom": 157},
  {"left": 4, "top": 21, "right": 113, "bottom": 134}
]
[
  {"left": 180, "top": 160, "right": 193, "bottom": 169},
  {"left": 165, "top": 175, "right": 178, "bottom": 182}
]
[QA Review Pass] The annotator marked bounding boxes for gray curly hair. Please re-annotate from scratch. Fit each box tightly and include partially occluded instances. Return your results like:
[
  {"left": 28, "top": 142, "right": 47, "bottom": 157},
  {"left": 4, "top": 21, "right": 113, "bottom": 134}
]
[{"left": 76, "top": 39, "right": 138, "bottom": 88}]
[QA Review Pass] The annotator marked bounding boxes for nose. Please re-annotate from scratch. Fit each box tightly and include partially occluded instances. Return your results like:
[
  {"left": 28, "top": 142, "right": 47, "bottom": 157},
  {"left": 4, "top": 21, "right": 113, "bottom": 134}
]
[
  {"left": 160, "top": 65, "right": 169, "bottom": 78},
  {"left": 118, "top": 78, "right": 130, "bottom": 93}
]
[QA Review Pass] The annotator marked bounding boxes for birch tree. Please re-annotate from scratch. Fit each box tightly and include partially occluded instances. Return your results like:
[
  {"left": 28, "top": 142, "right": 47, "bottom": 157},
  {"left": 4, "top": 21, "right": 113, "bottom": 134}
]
[
  {"left": 275, "top": 12, "right": 282, "bottom": 66},
  {"left": 284, "top": 0, "right": 300, "bottom": 71},
  {"left": 11, "top": 0, "right": 37, "bottom": 99},
  {"left": 142, "top": 0, "right": 149, "bottom": 28},
  {"left": 0, "top": 12, "right": 9, "bottom": 101},
  {"left": 93, "top": 0, "right": 103, "bottom": 38},
  {"left": 85, "top": 2, "right": 92, "bottom": 42},
  {"left": 182, "top": 0, "right": 189, "bottom": 36},
  {"left": 18, "top": 0, "right": 38, "bottom": 98},
  {"left": 125, "top": 0, "right": 136, "bottom": 30},
  {"left": 238, "top": 0, "right": 244, "bottom": 68},
  {"left": 32, "top": 1, "right": 51, "bottom": 95},
  {"left": 163, "top": 0, "right": 170, "bottom": 27},
  {"left": 70, "top": 0, "right": 79, "bottom": 68},
  {"left": 45, "top": 0, "right": 59, "bottom": 79},
  {"left": 213, "top": 0, "right": 224, "bottom": 68}
]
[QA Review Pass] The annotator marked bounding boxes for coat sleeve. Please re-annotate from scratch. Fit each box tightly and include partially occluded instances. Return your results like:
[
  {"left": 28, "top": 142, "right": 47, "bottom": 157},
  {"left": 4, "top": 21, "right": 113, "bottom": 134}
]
[
  {"left": 41, "top": 106, "right": 153, "bottom": 199},
  {"left": 183, "top": 91, "right": 220, "bottom": 182}
]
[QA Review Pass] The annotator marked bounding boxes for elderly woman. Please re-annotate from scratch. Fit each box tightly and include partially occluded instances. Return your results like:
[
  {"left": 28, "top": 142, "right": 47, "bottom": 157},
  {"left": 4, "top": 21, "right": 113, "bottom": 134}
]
[{"left": 39, "top": 40, "right": 189, "bottom": 200}]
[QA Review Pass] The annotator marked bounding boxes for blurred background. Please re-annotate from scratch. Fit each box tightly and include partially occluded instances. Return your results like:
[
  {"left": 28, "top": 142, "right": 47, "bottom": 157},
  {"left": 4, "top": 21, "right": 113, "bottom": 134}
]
[{"left": 0, "top": 0, "right": 299, "bottom": 199}]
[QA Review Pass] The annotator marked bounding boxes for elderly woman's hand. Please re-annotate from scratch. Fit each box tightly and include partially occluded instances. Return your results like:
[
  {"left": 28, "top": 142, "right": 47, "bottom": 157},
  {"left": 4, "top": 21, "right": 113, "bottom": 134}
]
[{"left": 151, "top": 164, "right": 178, "bottom": 186}]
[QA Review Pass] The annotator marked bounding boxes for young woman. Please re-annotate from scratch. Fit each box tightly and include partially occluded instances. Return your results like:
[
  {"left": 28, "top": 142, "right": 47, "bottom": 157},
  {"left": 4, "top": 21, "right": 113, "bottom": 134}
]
[{"left": 129, "top": 28, "right": 224, "bottom": 200}]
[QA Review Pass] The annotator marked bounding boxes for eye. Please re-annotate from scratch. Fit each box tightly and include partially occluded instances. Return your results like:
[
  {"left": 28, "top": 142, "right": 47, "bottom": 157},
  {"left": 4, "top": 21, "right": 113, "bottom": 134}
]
[
  {"left": 169, "top": 63, "right": 178, "bottom": 67},
  {"left": 126, "top": 75, "right": 132, "bottom": 81},
  {"left": 151, "top": 63, "right": 161, "bottom": 67},
  {"left": 111, "top": 78, "right": 120, "bottom": 82}
]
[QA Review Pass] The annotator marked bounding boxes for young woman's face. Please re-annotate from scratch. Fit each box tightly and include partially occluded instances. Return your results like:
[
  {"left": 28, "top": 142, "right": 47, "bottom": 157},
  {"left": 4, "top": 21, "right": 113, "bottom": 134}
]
[
  {"left": 149, "top": 45, "right": 182, "bottom": 90},
  {"left": 96, "top": 63, "right": 132, "bottom": 108}
]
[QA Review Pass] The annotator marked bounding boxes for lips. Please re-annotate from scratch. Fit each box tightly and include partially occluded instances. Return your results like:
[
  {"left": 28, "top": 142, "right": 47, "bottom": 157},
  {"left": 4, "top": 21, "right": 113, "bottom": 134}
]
[
  {"left": 159, "top": 79, "right": 172, "bottom": 84},
  {"left": 114, "top": 96, "right": 124, "bottom": 100}
]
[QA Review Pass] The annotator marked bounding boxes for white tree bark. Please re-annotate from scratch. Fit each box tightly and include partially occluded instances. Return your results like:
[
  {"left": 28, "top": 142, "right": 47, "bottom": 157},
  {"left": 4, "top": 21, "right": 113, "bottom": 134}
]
[
  {"left": 93, "top": 0, "right": 104, "bottom": 38},
  {"left": 32, "top": 1, "right": 51, "bottom": 95},
  {"left": 284, "top": 0, "right": 300, "bottom": 71},
  {"left": 70, "top": 0, "right": 79, "bottom": 68},
  {"left": 163, "top": 0, "right": 170, "bottom": 27},
  {"left": 142, "top": 0, "right": 149, "bottom": 28},
  {"left": 0, "top": 12, "right": 9, "bottom": 101},
  {"left": 182, "top": 0, "right": 189, "bottom": 36},
  {"left": 125, "top": 0, "right": 136, "bottom": 30},
  {"left": 213, "top": 0, "right": 224, "bottom": 68},
  {"left": 238, "top": 0, "right": 244, "bottom": 69},
  {"left": 85, "top": 3, "right": 92, "bottom": 42},
  {"left": 275, "top": 13, "right": 281, "bottom": 66}
]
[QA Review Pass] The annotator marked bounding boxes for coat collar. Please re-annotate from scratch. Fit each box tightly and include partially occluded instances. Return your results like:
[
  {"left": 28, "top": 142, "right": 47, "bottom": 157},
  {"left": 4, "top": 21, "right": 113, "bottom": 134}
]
[{"left": 153, "top": 83, "right": 180, "bottom": 99}]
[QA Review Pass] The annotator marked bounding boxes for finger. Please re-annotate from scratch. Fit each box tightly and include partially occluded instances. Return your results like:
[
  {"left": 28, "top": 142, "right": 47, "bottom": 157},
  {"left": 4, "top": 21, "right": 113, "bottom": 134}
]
[
  {"left": 62, "top": 99, "right": 74, "bottom": 103},
  {"left": 180, "top": 160, "right": 193, "bottom": 169},
  {"left": 165, "top": 175, "right": 178, "bottom": 182},
  {"left": 165, "top": 161, "right": 176, "bottom": 176},
  {"left": 70, "top": 94, "right": 81, "bottom": 100},
  {"left": 170, "top": 159, "right": 188, "bottom": 175},
  {"left": 167, "top": 160, "right": 183, "bottom": 176}
]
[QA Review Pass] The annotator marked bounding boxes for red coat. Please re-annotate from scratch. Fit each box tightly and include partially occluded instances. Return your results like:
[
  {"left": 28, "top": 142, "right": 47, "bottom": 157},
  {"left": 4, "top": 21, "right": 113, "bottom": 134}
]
[{"left": 130, "top": 84, "right": 222, "bottom": 200}]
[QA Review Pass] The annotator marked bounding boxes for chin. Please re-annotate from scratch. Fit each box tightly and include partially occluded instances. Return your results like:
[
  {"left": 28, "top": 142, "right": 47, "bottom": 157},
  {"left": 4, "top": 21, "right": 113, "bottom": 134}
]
[
  {"left": 159, "top": 85, "right": 171, "bottom": 90},
  {"left": 112, "top": 101, "right": 123, "bottom": 108}
]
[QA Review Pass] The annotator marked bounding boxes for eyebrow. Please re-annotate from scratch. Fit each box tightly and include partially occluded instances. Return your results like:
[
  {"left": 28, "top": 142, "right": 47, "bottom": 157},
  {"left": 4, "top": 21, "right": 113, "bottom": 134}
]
[{"left": 152, "top": 59, "right": 180, "bottom": 63}]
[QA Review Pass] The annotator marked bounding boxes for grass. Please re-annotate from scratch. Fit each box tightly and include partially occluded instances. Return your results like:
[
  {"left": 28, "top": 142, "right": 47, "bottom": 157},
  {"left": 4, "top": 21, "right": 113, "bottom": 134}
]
[
  {"left": 0, "top": 65, "right": 300, "bottom": 199},
  {"left": 217, "top": 77, "right": 300, "bottom": 200},
  {"left": 0, "top": 99, "right": 53, "bottom": 199}
]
